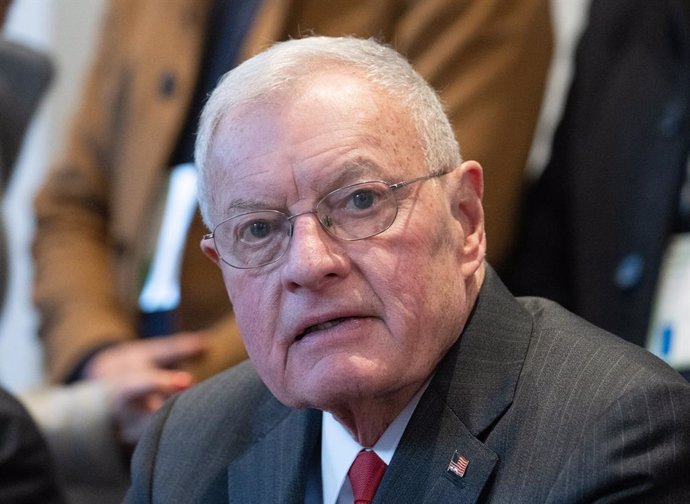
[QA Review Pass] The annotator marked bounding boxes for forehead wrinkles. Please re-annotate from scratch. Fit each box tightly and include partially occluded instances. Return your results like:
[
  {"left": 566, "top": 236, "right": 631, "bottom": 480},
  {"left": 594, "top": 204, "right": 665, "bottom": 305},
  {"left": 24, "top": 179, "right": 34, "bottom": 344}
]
[
  {"left": 204, "top": 103, "right": 285, "bottom": 219},
  {"left": 221, "top": 156, "right": 389, "bottom": 219},
  {"left": 285, "top": 70, "right": 421, "bottom": 163},
  {"left": 206, "top": 79, "right": 425, "bottom": 220}
]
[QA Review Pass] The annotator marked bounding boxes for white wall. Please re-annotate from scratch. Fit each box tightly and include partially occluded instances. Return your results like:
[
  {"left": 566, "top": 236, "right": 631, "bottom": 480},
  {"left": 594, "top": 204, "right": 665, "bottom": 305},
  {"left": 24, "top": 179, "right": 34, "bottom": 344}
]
[
  {"left": 0, "top": 0, "right": 106, "bottom": 391},
  {"left": 0, "top": 0, "right": 590, "bottom": 392}
]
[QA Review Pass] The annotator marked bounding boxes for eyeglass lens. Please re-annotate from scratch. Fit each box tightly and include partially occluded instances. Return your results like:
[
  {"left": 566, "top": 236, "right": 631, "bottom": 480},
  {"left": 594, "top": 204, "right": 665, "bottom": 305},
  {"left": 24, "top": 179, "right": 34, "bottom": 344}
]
[
  {"left": 209, "top": 172, "right": 447, "bottom": 269},
  {"left": 213, "top": 181, "right": 397, "bottom": 268}
]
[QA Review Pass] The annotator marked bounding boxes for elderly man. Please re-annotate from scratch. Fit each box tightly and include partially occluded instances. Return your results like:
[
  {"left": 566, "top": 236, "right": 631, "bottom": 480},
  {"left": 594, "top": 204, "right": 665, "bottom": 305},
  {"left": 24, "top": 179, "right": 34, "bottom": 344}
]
[{"left": 126, "top": 37, "right": 690, "bottom": 503}]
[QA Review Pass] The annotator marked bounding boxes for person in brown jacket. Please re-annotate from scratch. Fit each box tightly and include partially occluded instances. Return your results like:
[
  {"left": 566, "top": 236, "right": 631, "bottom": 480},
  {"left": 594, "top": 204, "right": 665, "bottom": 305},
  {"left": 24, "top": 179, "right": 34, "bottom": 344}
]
[{"left": 32, "top": 0, "right": 552, "bottom": 445}]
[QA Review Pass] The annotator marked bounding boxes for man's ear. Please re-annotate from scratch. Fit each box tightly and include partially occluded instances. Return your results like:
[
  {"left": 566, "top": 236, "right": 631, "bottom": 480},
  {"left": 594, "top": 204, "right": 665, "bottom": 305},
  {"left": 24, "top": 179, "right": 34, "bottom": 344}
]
[
  {"left": 451, "top": 160, "right": 486, "bottom": 272},
  {"left": 200, "top": 236, "right": 222, "bottom": 266}
]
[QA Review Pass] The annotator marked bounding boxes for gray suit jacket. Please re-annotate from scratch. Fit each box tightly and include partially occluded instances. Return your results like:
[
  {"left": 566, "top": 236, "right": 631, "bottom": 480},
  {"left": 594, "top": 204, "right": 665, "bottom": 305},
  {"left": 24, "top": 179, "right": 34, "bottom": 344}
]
[{"left": 125, "top": 269, "right": 690, "bottom": 503}]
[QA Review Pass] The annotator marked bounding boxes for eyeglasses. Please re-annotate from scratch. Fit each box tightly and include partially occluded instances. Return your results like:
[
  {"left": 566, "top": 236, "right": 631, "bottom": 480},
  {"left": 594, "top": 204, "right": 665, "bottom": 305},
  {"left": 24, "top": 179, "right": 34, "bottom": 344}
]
[{"left": 203, "top": 171, "right": 450, "bottom": 269}]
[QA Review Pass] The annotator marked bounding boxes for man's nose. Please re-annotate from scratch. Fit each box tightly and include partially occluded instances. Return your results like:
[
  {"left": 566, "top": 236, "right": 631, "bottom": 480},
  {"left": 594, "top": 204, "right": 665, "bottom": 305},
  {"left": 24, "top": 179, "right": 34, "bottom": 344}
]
[{"left": 280, "top": 213, "right": 349, "bottom": 291}]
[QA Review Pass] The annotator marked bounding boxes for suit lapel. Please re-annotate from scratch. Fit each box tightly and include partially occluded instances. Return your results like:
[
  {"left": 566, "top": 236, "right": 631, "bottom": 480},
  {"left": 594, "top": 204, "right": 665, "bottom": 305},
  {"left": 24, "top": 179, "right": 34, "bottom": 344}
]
[
  {"left": 374, "top": 389, "right": 499, "bottom": 504},
  {"left": 434, "top": 267, "right": 533, "bottom": 436},
  {"left": 375, "top": 267, "right": 532, "bottom": 503},
  {"left": 226, "top": 406, "right": 321, "bottom": 503}
]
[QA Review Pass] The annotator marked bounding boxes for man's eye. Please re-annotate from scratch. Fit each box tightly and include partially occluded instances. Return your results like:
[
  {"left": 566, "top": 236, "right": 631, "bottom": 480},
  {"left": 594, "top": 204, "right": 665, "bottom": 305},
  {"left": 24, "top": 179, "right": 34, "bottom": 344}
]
[
  {"left": 351, "top": 189, "right": 376, "bottom": 210},
  {"left": 250, "top": 221, "right": 272, "bottom": 237},
  {"left": 240, "top": 220, "right": 274, "bottom": 242}
]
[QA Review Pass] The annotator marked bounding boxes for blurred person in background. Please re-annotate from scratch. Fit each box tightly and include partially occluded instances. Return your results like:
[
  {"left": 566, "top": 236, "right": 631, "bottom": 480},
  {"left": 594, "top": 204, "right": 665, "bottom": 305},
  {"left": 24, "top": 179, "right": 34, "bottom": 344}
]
[
  {"left": 0, "top": 386, "right": 66, "bottom": 504},
  {"left": 505, "top": 0, "right": 690, "bottom": 381},
  {"left": 2, "top": 1, "right": 194, "bottom": 501},
  {"left": 32, "top": 0, "right": 552, "bottom": 451},
  {"left": 2, "top": 5, "right": 64, "bottom": 501}
]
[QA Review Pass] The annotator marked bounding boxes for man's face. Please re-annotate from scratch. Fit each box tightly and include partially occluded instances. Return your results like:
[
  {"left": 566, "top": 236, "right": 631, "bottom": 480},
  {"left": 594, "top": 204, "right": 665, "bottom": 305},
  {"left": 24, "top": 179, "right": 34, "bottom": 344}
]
[{"left": 202, "top": 71, "right": 484, "bottom": 413}]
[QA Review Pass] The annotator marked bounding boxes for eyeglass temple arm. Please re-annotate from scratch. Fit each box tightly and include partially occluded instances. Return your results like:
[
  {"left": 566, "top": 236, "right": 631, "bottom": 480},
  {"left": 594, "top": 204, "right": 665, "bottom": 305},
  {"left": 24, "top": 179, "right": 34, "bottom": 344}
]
[{"left": 389, "top": 170, "right": 451, "bottom": 191}]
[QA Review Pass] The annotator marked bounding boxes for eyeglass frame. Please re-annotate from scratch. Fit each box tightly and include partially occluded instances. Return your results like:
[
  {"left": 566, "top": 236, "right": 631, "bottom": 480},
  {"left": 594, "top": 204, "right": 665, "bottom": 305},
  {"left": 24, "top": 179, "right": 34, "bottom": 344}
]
[{"left": 202, "top": 170, "right": 451, "bottom": 269}]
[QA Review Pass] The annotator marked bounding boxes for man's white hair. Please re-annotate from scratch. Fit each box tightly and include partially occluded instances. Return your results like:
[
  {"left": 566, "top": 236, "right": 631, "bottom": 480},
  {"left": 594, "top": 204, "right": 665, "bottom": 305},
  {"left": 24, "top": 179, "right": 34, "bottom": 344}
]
[{"left": 195, "top": 36, "right": 461, "bottom": 227}]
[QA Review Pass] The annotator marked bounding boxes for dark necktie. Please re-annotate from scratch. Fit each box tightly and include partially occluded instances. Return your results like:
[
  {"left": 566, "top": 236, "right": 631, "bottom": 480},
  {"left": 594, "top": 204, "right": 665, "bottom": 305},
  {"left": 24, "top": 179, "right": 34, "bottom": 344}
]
[{"left": 347, "top": 449, "right": 387, "bottom": 504}]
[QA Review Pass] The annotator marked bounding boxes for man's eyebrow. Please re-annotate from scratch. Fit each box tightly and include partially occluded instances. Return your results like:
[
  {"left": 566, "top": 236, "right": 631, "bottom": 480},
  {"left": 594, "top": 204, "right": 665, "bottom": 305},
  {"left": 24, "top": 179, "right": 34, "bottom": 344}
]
[
  {"left": 223, "top": 199, "right": 269, "bottom": 214},
  {"left": 320, "top": 159, "right": 386, "bottom": 189}
]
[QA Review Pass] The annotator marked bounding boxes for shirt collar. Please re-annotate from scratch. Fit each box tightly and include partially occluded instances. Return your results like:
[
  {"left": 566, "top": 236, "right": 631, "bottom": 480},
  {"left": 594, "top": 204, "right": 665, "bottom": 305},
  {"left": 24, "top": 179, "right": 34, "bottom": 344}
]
[{"left": 320, "top": 381, "right": 430, "bottom": 504}]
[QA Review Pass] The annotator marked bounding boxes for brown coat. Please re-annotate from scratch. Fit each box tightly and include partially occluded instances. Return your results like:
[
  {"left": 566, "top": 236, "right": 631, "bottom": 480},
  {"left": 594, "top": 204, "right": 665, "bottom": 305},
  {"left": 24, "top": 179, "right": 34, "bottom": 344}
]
[{"left": 33, "top": 0, "right": 552, "bottom": 382}]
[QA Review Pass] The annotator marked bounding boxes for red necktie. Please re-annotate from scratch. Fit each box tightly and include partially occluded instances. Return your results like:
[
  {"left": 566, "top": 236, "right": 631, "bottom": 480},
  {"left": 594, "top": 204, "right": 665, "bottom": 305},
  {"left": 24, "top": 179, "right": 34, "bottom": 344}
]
[{"left": 347, "top": 449, "right": 387, "bottom": 504}]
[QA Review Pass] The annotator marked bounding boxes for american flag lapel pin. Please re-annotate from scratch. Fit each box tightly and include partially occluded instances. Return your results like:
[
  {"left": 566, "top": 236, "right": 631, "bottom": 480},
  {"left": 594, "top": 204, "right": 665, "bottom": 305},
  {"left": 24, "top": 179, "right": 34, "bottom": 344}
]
[{"left": 447, "top": 450, "right": 469, "bottom": 478}]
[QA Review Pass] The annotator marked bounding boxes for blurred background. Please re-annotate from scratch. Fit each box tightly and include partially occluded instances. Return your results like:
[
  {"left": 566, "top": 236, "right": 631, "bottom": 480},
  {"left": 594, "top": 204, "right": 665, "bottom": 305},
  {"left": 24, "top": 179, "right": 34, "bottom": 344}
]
[
  {"left": 1, "top": 0, "right": 106, "bottom": 391},
  {"left": 0, "top": 0, "right": 590, "bottom": 393}
]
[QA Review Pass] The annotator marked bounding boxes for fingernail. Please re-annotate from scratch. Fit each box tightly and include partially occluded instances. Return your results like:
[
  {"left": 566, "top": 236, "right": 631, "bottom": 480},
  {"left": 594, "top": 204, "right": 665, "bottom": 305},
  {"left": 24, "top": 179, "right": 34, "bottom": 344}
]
[{"left": 171, "top": 372, "right": 193, "bottom": 391}]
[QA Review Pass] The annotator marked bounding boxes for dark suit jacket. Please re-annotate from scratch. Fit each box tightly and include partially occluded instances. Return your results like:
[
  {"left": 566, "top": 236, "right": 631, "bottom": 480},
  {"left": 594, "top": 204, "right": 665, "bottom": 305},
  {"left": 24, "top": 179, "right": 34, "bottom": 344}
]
[
  {"left": 505, "top": 0, "right": 690, "bottom": 356},
  {"left": 0, "top": 388, "right": 65, "bottom": 504},
  {"left": 125, "top": 269, "right": 690, "bottom": 503}
]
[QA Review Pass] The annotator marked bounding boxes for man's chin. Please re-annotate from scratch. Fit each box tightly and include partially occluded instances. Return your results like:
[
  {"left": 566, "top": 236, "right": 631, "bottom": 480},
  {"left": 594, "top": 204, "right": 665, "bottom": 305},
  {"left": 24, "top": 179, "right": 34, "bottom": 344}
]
[{"left": 275, "top": 370, "right": 402, "bottom": 412}]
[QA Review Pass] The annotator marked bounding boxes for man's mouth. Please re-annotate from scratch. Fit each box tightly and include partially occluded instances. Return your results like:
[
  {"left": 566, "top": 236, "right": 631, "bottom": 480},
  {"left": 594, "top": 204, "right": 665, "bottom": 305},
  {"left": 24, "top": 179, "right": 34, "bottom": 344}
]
[{"left": 295, "top": 317, "right": 350, "bottom": 341}]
